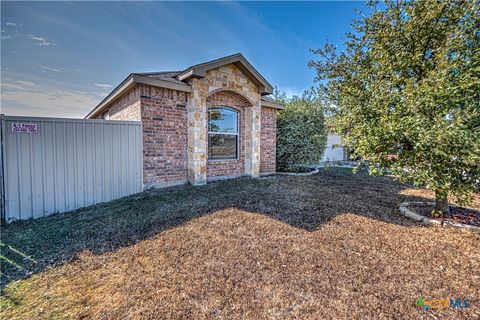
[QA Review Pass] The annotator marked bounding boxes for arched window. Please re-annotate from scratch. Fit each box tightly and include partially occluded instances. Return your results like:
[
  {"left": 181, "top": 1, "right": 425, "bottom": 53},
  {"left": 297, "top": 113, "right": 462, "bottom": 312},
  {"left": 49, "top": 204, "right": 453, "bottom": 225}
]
[{"left": 208, "top": 107, "right": 239, "bottom": 160}]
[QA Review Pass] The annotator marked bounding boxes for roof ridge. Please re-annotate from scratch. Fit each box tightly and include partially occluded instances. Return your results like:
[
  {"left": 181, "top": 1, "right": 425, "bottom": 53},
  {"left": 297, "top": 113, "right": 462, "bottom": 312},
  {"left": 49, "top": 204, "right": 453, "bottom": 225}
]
[
  {"left": 179, "top": 53, "right": 242, "bottom": 74},
  {"left": 134, "top": 71, "right": 181, "bottom": 75}
]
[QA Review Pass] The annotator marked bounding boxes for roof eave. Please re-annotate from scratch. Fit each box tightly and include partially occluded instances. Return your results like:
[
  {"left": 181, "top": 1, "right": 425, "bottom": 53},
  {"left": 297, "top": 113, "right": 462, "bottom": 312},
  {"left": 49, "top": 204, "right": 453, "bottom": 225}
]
[
  {"left": 132, "top": 74, "right": 192, "bottom": 93},
  {"left": 85, "top": 74, "right": 192, "bottom": 119},
  {"left": 261, "top": 100, "right": 285, "bottom": 110},
  {"left": 85, "top": 74, "right": 135, "bottom": 119}
]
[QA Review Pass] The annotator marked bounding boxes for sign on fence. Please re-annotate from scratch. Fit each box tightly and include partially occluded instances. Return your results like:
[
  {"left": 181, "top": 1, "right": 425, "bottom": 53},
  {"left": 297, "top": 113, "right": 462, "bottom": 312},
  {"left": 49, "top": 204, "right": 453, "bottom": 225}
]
[{"left": 12, "top": 122, "right": 38, "bottom": 133}]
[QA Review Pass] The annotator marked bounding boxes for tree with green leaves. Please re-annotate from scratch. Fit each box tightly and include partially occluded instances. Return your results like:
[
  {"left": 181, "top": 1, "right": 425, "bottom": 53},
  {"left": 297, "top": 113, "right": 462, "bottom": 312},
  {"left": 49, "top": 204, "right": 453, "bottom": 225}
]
[
  {"left": 310, "top": 0, "right": 479, "bottom": 213},
  {"left": 276, "top": 90, "right": 327, "bottom": 172}
]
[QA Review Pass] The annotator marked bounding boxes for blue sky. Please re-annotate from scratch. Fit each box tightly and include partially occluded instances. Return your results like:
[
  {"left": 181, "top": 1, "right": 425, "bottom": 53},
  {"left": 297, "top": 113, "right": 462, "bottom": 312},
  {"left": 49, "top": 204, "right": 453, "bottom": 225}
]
[{"left": 1, "top": 1, "right": 369, "bottom": 118}]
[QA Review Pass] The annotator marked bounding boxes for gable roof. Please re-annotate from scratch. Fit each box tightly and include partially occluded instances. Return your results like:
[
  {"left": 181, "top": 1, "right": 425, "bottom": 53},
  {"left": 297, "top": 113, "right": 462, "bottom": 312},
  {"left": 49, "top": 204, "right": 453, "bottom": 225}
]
[
  {"left": 176, "top": 53, "right": 273, "bottom": 95},
  {"left": 85, "top": 54, "right": 281, "bottom": 119}
]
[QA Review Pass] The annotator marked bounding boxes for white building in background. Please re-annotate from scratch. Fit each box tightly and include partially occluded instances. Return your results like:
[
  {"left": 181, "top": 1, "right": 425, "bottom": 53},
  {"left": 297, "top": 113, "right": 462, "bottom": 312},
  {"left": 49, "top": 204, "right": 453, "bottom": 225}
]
[
  {"left": 321, "top": 123, "right": 348, "bottom": 163},
  {"left": 321, "top": 133, "right": 347, "bottom": 162}
]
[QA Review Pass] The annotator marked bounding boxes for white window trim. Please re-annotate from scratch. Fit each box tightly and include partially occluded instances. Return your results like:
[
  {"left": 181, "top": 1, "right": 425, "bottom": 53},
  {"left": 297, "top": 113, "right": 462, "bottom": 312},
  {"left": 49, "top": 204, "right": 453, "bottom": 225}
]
[{"left": 208, "top": 107, "right": 240, "bottom": 161}]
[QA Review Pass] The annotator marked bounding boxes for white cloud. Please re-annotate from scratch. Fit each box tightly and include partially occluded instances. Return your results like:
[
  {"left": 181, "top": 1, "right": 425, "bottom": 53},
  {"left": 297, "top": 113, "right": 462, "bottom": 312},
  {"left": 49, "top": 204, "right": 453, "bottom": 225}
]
[
  {"left": 94, "top": 83, "right": 113, "bottom": 89},
  {"left": 15, "top": 80, "right": 36, "bottom": 87},
  {"left": 1, "top": 79, "right": 100, "bottom": 118},
  {"left": 29, "top": 34, "right": 47, "bottom": 42},
  {"left": 1, "top": 82, "right": 26, "bottom": 91},
  {"left": 6, "top": 22, "right": 17, "bottom": 26},
  {"left": 39, "top": 65, "right": 60, "bottom": 72},
  {"left": 28, "top": 34, "right": 57, "bottom": 46},
  {"left": 39, "top": 41, "right": 56, "bottom": 46},
  {"left": 1, "top": 30, "right": 11, "bottom": 40}
]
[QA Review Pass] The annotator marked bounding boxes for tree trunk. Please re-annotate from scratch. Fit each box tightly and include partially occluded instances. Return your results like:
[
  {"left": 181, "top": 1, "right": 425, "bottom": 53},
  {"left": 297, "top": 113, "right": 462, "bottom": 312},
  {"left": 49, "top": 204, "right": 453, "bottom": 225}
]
[{"left": 434, "top": 190, "right": 450, "bottom": 214}]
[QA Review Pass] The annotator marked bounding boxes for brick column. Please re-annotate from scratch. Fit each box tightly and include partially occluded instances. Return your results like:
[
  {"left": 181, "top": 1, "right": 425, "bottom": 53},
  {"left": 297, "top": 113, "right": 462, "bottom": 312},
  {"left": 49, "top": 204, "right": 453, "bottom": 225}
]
[
  {"left": 245, "top": 99, "right": 261, "bottom": 177},
  {"left": 187, "top": 79, "right": 207, "bottom": 185}
]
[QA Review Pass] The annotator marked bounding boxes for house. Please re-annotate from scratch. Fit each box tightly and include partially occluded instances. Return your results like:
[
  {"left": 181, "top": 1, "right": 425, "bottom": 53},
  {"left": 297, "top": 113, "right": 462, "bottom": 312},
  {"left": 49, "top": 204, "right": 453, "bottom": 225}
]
[{"left": 86, "top": 53, "right": 284, "bottom": 188}]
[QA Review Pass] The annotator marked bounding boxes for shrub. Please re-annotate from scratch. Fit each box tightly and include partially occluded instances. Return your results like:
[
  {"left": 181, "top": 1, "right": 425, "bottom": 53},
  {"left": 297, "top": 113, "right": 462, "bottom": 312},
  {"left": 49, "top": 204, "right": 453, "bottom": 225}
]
[{"left": 276, "top": 92, "right": 327, "bottom": 172}]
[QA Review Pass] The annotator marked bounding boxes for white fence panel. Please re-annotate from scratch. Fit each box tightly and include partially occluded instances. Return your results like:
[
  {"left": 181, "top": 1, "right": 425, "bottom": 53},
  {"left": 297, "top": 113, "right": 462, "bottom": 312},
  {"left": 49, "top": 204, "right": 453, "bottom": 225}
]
[{"left": 0, "top": 115, "right": 143, "bottom": 222}]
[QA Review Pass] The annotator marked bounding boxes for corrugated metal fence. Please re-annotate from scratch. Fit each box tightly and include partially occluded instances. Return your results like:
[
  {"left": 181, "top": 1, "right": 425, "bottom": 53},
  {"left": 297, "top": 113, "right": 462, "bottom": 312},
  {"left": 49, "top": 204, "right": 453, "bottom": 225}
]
[{"left": 0, "top": 115, "right": 143, "bottom": 222}]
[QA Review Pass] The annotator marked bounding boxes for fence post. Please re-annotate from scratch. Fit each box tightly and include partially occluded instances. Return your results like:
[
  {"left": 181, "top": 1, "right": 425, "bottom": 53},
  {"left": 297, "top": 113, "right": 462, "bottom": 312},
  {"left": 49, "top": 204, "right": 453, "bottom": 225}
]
[{"left": 0, "top": 115, "right": 5, "bottom": 222}]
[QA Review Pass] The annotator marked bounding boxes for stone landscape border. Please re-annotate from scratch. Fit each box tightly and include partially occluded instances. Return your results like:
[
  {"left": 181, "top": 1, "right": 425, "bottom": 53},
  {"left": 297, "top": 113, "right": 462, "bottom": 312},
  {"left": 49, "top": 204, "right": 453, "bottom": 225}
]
[
  {"left": 276, "top": 168, "right": 319, "bottom": 176},
  {"left": 400, "top": 201, "right": 480, "bottom": 232},
  {"left": 317, "top": 160, "right": 358, "bottom": 169}
]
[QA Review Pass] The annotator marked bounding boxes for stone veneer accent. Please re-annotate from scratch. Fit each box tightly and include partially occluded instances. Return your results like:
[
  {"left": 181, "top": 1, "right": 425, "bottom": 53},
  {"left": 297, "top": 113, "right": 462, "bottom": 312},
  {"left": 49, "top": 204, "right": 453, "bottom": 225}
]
[
  {"left": 186, "top": 77, "right": 208, "bottom": 185},
  {"left": 187, "top": 64, "right": 262, "bottom": 185},
  {"left": 97, "top": 63, "right": 276, "bottom": 188},
  {"left": 206, "top": 91, "right": 249, "bottom": 180},
  {"left": 260, "top": 107, "right": 277, "bottom": 174}
]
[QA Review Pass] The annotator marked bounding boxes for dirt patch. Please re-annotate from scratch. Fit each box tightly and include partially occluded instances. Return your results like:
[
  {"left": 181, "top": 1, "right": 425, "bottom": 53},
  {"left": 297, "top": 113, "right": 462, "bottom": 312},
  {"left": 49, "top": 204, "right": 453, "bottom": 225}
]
[
  {"left": 412, "top": 203, "right": 480, "bottom": 227},
  {"left": 1, "top": 168, "right": 479, "bottom": 319}
]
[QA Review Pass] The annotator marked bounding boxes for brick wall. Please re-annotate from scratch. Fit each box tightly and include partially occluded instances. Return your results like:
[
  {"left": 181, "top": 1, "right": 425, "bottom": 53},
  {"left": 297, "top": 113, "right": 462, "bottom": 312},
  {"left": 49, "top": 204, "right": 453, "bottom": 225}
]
[
  {"left": 140, "top": 85, "right": 188, "bottom": 188},
  {"left": 260, "top": 107, "right": 277, "bottom": 174},
  {"left": 100, "top": 86, "right": 141, "bottom": 121},
  {"left": 206, "top": 91, "right": 249, "bottom": 180}
]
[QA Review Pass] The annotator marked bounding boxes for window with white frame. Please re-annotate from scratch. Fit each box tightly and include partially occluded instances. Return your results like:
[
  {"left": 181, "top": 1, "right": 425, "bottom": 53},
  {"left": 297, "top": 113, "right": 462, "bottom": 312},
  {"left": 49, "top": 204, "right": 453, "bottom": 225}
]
[{"left": 208, "top": 107, "right": 239, "bottom": 160}]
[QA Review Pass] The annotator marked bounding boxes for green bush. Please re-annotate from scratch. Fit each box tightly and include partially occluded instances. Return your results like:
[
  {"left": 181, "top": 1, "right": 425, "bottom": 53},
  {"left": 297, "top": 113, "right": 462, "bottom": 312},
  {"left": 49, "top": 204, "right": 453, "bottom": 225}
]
[{"left": 276, "top": 92, "right": 327, "bottom": 172}]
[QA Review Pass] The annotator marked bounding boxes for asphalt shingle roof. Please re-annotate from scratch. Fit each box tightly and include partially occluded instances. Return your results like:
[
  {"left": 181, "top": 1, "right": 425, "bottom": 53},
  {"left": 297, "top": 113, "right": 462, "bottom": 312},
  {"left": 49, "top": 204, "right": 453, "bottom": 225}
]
[{"left": 134, "top": 71, "right": 186, "bottom": 86}]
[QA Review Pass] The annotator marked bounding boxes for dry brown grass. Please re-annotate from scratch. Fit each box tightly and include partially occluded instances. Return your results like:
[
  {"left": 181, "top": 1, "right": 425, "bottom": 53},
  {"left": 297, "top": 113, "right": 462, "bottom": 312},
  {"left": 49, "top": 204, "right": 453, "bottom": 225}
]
[{"left": 1, "top": 168, "right": 479, "bottom": 319}]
